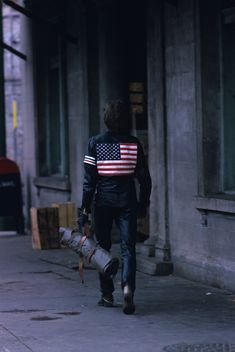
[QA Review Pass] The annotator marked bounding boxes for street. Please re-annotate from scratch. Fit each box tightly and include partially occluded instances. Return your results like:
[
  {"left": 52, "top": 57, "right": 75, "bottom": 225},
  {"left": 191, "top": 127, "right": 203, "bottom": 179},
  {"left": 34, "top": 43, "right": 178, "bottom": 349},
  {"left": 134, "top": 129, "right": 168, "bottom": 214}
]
[{"left": 0, "top": 234, "right": 235, "bottom": 352}]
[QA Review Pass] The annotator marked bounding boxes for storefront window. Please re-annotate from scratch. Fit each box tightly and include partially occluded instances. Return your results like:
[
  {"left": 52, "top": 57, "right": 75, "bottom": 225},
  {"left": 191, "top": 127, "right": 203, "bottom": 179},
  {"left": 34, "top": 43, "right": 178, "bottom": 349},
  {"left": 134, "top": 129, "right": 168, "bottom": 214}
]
[
  {"left": 221, "top": 0, "right": 235, "bottom": 192},
  {"left": 200, "top": 0, "right": 235, "bottom": 195},
  {"left": 33, "top": 1, "right": 68, "bottom": 177}
]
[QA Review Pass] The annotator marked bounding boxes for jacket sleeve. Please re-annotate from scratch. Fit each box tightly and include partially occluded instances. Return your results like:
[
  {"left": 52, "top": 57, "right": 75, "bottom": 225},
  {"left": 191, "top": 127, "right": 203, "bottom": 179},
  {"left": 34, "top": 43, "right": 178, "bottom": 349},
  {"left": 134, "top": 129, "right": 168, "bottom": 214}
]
[
  {"left": 135, "top": 141, "right": 152, "bottom": 209},
  {"left": 81, "top": 137, "right": 98, "bottom": 213}
]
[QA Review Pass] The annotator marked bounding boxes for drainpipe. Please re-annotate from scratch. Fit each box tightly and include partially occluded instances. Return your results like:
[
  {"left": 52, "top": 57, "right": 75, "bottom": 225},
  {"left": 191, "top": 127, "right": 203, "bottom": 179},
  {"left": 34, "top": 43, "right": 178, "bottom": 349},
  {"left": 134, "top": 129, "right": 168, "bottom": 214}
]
[{"left": 0, "top": 1, "right": 6, "bottom": 157}]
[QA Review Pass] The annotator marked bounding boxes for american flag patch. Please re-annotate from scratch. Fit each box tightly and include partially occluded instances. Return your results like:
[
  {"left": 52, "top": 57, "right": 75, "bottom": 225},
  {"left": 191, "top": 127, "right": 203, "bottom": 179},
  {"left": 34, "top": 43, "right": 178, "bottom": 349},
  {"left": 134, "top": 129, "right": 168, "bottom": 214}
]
[
  {"left": 96, "top": 143, "right": 137, "bottom": 176},
  {"left": 84, "top": 155, "right": 96, "bottom": 166}
]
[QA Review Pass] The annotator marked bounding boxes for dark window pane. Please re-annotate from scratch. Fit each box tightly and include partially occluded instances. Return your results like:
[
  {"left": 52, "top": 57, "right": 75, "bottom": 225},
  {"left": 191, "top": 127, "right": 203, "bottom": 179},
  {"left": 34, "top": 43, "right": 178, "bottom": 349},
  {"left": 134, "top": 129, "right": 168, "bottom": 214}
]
[{"left": 221, "top": 14, "right": 235, "bottom": 191}]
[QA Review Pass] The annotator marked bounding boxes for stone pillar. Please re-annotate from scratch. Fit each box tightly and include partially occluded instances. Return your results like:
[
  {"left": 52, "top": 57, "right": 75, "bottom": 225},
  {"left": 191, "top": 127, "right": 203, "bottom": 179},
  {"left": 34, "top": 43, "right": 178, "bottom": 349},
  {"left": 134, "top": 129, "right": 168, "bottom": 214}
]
[
  {"left": 138, "top": 0, "right": 173, "bottom": 275},
  {"left": 67, "top": 1, "right": 90, "bottom": 207},
  {"left": 20, "top": 10, "right": 37, "bottom": 228},
  {"left": 147, "top": 0, "right": 166, "bottom": 254},
  {"left": 0, "top": 1, "right": 6, "bottom": 157}
]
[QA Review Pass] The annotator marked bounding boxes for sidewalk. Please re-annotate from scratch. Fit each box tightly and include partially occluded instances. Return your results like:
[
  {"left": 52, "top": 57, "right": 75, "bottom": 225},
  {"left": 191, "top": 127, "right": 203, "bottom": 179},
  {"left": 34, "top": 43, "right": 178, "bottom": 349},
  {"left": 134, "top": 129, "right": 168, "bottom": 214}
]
[{"left": 0, "top": 234, "right": 235, "bottom": 352}]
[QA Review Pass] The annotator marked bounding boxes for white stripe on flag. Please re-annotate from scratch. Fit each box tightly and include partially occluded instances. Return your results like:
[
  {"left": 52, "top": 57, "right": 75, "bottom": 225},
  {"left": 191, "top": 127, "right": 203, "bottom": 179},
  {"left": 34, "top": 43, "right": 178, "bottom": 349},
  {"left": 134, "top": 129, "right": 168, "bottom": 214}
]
[
  {"left": 84, "top": 155, "right": 96, "bottom": 165},
  {"left": 97, "top": 160, "right": 136, "bottom": 164},
  {"left": 98, "top": 170, "right": 134, "bottom": 175},
  {"left": 98, "top": 165, "right": 136, "bottom": 169},
  {"left": 85, "top": 155, "right": 95, "bottom": 161},
  {"left": 120, "top": 144, "right": 137, "bottom": 149}
]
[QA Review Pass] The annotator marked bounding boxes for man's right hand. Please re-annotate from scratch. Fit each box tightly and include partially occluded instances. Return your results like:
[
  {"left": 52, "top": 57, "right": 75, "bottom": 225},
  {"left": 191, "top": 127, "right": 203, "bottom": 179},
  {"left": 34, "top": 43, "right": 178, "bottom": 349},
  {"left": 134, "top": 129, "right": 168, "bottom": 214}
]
[
  {"left": 79, "top": 212, "right": 89, "bottom": 227},
  {"left": 83, "top": 222, "right": 90, "bottom": 237},
  {"left": 79, "top": 212, "right": 91, "bottom": 237}
]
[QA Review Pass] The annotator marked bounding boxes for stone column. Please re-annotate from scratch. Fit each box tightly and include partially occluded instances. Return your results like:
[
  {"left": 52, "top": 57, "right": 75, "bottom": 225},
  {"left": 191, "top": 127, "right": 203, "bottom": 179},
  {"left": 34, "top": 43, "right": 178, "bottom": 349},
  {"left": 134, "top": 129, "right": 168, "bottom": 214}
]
[
  {"left": 67, "top": 1, "right": 90, "bottom": 207},
  {"left": 20, "top": 10, "right": 37, "bottom": 228},
  {"left": 138, "top": 0, "right": 173, "bottom": 274},
  {"left": 0, "top": 1, "right": 6, "bottom": 157}
]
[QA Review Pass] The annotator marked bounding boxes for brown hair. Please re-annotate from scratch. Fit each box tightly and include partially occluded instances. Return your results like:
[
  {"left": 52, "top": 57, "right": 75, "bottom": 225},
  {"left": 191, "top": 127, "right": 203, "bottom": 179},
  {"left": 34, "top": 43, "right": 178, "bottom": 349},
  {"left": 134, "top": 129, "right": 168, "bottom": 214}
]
[{"left": 104, "top": 100, "right": 131, "bottom": 133}]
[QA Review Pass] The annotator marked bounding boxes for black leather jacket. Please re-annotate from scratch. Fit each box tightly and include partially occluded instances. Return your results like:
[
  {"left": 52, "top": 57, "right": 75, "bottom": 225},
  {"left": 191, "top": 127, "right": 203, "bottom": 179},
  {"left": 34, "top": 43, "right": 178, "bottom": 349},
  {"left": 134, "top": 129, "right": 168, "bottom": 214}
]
[{"left": 82, "top": 130, "right": 151, "bottom": 211}]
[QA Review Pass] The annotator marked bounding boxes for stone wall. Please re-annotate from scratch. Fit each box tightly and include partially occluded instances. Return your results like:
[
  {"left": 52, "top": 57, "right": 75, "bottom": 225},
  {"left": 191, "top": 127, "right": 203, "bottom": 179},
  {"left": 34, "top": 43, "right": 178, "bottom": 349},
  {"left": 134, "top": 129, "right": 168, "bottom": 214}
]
[
  {"left": 3, "top": 1, "right": 23, "bottom": 172},
  {"left": 164, "top": 0, "right": 235, "bottom": 290}
]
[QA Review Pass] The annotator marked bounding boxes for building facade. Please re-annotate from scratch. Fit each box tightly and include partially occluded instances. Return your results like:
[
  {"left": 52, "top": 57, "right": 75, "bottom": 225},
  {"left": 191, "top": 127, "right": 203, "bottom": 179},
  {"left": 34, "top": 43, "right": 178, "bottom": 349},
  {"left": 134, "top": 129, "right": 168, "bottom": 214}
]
[{"left": 4, "top": 0, "right": 235, "bottom": 290}]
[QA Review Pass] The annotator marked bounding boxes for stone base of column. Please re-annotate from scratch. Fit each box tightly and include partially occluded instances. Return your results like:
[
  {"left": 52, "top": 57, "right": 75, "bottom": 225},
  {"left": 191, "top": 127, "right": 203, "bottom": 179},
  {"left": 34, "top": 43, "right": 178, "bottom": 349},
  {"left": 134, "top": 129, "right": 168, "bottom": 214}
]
[
  {"left": 138, "top": 235, "right": 157, "bottom": 257},
  {"left": 137, "top": 255, "right": 173, "bottom": 275},
  {"left": 136, "top": 241, "right": 174, "bottom": 276}
]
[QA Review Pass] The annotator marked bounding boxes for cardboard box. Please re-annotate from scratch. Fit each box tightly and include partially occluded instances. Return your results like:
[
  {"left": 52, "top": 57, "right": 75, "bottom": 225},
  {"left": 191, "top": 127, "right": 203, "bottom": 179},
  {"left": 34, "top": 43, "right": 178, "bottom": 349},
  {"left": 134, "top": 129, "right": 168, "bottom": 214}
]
[
  {"left": 31, "top": 207, "right": 60, "bottom": 250},
  {"left": 52, "top": 202, "right": 77, "bottom": 229}
]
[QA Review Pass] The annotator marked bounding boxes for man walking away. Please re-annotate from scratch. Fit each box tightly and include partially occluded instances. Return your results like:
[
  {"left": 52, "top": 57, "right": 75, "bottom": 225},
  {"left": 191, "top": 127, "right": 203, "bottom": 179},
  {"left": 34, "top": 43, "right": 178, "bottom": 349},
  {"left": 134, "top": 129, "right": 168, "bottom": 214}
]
[{"left": 80, "top": 100, "right": 151, "bottom": 314}]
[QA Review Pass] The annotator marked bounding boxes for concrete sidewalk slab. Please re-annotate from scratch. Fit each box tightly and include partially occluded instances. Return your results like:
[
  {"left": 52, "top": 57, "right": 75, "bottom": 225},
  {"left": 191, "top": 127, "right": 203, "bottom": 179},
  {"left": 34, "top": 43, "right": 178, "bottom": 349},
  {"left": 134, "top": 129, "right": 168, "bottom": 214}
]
[{"left": 0, "top": 235, "right": 235, "bottom": 352}]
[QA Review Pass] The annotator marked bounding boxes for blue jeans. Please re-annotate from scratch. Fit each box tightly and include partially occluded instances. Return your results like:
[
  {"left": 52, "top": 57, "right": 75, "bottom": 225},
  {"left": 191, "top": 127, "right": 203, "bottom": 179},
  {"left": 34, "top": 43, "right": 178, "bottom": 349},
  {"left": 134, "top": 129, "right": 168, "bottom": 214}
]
[{"left": 94, "top": 206, "right": 137, "bottom": 295}]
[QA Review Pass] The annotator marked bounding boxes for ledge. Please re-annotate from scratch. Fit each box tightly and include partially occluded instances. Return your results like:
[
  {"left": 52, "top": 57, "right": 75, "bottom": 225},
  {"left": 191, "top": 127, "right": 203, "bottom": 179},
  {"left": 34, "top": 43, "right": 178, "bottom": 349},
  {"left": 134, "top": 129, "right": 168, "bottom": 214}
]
[
  {"left": 34, "top": 177, "right": 70, "bottom": 192},
  {"left": 195, "top": 195, "right": 235, "bottom": 214}
]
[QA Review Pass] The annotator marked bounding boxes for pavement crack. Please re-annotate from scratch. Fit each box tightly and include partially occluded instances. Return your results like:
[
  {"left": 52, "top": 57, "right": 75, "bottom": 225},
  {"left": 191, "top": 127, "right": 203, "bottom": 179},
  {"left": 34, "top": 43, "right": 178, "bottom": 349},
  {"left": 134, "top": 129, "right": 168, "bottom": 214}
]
[
  {"left": 0, "top": 309, "right": 46, "bottom": 314},
  {"left": 30, "top": 270, "right": 53, "bottom": 274},
  {"left": 56, "top": 311, "right": 81, "bottom": 316},
  {"left": 0, "top": 325, "right": 35, "bottom": 352},
  {"left": 39, "top": 258, "right": 76, "bottom": 269},
  {"left": 52, "top": 271, "right": 77, "bottom": 281},
  {"left": 31, "top": 316, "right": 61, "bottom": 321}
]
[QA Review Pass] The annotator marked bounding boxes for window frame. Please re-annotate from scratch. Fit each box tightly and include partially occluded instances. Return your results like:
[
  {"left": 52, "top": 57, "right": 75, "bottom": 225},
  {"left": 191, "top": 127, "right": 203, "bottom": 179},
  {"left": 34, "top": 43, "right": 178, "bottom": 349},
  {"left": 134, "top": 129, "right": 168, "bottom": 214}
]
[
  {"left": 197, "top": 0, "right": 235, "bottom": 198},
  {"left": 33, "top": 4, "right": 68, "bottom": 178}
]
